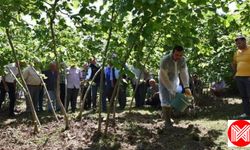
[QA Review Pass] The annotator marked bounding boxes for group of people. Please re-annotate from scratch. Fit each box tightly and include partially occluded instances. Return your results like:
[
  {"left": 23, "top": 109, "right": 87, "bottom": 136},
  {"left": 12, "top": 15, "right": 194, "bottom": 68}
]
[
  {"left": 0, "top": 35, "right": 249, "bottom": 128},
  {"left": 0, "top": 57, "right": 161, "bottom": 117}
]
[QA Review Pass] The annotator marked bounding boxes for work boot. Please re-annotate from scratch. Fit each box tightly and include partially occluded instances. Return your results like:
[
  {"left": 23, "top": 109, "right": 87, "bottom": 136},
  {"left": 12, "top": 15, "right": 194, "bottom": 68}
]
[{"left": 162, "top": 106, "right": 173, "bottom": 128}]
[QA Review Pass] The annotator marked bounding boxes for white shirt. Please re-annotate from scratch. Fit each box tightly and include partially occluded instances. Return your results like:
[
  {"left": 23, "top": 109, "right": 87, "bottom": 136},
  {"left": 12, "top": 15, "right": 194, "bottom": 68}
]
[
  {"left": 85, "top": 67, "right": 92, "bottom": 80},
  {"left": 110, "top": 68, "right": 120, "bottom": 80},
  {"left": 4, "top": 63, "right": 18, "bottom": 83},
  {"left": 85, "top": 63, "right": 100, "bottom": 80},
  {"left": 66, "top": 67, "right": 82, "bottom": 89},
  {"left": 131, "top": 66, "right": 145, "bottom": 84},
  {"left": 23, "top": 66, "right": 41, "bottom": 85}
]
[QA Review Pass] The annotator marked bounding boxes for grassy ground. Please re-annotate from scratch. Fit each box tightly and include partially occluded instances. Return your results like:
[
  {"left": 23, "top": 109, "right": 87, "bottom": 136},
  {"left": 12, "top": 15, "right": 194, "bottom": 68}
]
[{"left": 0, "top": 95, "right": 245, "bottom": 150}]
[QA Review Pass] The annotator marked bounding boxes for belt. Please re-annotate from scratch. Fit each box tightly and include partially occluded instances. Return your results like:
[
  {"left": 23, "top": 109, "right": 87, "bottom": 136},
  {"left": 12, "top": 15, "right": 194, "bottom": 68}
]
[
  {"left": 5, "top": 82, "right": 15, "bottom": 84},
  {"left": 28, "top": 84, "right": 41, "bottom": 87}
]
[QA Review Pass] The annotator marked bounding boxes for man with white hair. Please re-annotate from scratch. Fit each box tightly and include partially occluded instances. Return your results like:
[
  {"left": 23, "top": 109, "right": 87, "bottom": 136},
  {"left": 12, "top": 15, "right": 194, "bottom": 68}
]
[
  {"left": 145, "top": 78, "right": 160, "bottom": 108},
  {"left": 66, "top": 63, "right": 82, "bottom": 113}
]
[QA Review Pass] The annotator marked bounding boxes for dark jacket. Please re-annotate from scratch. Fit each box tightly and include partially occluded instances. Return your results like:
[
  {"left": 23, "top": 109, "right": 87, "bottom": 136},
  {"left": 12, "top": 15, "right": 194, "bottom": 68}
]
[
  {"left": 89, "top": 64, "right": 100, "bottom": 84},
  {"left": 43, "top": 70, "right": 57, "bottom": 91}
]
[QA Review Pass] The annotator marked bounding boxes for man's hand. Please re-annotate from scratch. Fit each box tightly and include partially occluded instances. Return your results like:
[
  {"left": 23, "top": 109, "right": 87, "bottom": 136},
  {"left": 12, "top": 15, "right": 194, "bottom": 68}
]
[{"left": 184, "top": 88, "right": 192, "bottom": 96}]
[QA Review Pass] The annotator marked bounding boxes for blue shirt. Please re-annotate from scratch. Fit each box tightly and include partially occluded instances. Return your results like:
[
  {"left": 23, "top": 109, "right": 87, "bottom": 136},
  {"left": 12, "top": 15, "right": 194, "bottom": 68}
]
[{"left": 104, "top": 67, "right": 112, "bottom": 87}]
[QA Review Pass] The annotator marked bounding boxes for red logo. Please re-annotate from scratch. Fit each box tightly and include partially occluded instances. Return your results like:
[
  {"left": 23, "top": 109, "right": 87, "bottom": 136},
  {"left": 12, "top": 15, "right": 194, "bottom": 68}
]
[{"left": 228, "top": 120, "right": 250, "bottom": 147}]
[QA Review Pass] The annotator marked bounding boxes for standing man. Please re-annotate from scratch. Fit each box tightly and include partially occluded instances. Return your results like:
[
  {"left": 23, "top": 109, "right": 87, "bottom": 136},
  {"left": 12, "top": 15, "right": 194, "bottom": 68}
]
[
  {"left": 23, "top": 64, "right": 42, "bottom": 112},
  {"left": 111, "top": 67, "right": 128, "bottom": 110},
  {"left": 60, "top": 62, "right": 67, "bottom": 107},
  {"left": 86, "top": 57, "right": 100, "bottom": 110},
  {"left": 66, "top": 64, "right": 82, "bottom": 113},
  {"left": 101, "top": 64, "right": 113, "bottom": 112},
  {"left": 131, "top": 67, "right": 148, "bottom": 108},
  {"left": 43, "top": 62, "right": 57, "bottom": 112},
  {"left": 81, "top": 63, "right": 91, "bottom": 110},
  {"left": 0, "top": 62, "right": 18, "bottom": 117},
  {"left": 232, "top": 36, "right": 250, "bottom": 118},
  {"left": 159, "top": 46, "right": 192, "bottom": 128}
]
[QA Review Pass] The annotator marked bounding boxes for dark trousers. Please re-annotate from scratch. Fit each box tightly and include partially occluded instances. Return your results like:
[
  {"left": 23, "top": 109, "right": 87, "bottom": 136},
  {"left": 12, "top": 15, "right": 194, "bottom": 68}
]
[
  {"left": 102, "top": 85, "right": 113, "bottom": 112},
  {"left": 60, "top": 83, "right": 65, "bottom": 106},
  {"left": 91, "top": 84, "right": 99, "bottom": 108},
  {"left": 27, "top": 85, "right": 41, "bottom": 111},
  {"left": 0, "top": 82, "right": 16, "bottom": 115},
  {"left": 236, "top": 76, "right": 250, "bottom": 115},
  {"left": 81, "top": 85, "right": 91, "bottom": 109},
  {"left": 66, "top": 88, "right": 79, "bottom": 112},
  {"left": 118, "top": 85, "right": 127, "bottom": 109},
  {"left": 145, "top": 93, "right": 160, "bottom": 108},
  {"left": 38, "top": 87, "right": 44, "bottom": 111},
  {"left": 134, "top": 82, "right": 147, "bottom": 107}
]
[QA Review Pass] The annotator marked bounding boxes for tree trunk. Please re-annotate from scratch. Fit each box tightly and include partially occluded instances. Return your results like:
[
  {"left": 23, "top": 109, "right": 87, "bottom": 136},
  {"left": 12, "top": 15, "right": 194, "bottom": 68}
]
[
  {"left": 7, "top": 68, "right": 27, "bottom": 94},
  {"left": 77, "top": 68, "right": 102, "bottom": 119},
  {"left": 129, "top": 72, "right": 142, "bottom": 112},
  {"left": 104, "top": 76, "right": 120, "bottom": 134},
  {"left": 97, "top": 3, "right": 116, "bottom": 133},
  {"left": 30, "top": 66, "right": 59, "bottom": 122},
  {"left": 104, "top": 45, "right": 136, "bottom": 134},
  {"left": 104, "top": 21, "right": 149, "bottom": 135},
  {"left": 128, "top": 33, "right": 161, "bottom": 113},
  {"left": 49, "top": 0, "right": 69, "bottom": 130},
  {"left": 64, "top": 69, "right": 68, "bottom": 110},
  {"left": 5, "top": 28, "right": 41, "bottom": 133},
  {"left": 111, "top": 80, "right": 121, "bottom": 132},
  {"left": 112, "top": 83, "right": 120, "bottom": 119}
]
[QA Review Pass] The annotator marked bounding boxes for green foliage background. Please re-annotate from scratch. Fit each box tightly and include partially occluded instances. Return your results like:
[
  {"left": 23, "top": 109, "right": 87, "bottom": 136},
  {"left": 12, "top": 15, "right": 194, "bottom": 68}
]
[{"left": 0, "top": 0, "right": 249, "bottom": 90}]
